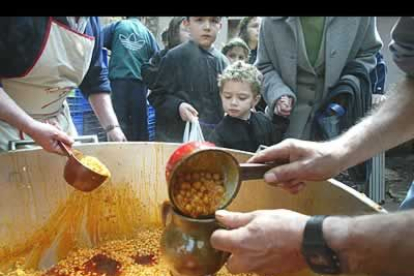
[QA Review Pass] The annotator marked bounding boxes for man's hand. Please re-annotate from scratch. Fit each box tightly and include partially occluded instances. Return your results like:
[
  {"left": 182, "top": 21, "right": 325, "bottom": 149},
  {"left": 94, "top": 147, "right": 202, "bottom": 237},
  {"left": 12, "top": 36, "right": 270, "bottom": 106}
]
[
  {"left": 106, "top": 127, "right": 127, "bottom": 141},
  {"left": 26, "top": 121, "right": 74, "bottom": 154},
  {"left": 179, "top": 102, "right": 199, "bottom": 122},
  {"left": 274, "top": 95, "right": 293, "bottom": 117},
  {"left": 248, "top": 139, "right": 346, "bottom": 194},
  {"left": 211, "top": 209, "right": 309, "bottom": 275}
]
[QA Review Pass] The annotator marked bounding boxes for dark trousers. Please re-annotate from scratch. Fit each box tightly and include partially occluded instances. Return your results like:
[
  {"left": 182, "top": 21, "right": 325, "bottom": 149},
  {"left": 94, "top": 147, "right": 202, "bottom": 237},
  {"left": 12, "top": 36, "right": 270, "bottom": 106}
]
[{"left": 110, "top": 79, "right": 149, "bottom": 141}]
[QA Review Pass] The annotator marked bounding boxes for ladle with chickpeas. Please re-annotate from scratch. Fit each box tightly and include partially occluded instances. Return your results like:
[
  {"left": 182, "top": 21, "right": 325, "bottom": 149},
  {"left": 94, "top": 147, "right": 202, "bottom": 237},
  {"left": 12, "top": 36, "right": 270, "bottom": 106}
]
[{"left": 166, "top": 142, "right": 277, "bottom": 218}]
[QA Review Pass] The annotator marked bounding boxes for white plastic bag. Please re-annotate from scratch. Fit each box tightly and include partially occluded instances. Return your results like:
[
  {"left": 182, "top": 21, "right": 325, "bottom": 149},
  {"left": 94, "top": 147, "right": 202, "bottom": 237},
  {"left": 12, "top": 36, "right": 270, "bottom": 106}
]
[{"left": 183, "top": 118, "right": 205, "bottom": 143}]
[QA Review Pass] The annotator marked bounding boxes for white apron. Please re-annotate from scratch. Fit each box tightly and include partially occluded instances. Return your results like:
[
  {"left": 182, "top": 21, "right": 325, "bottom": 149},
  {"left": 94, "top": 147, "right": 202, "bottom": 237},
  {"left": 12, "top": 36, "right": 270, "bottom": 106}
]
[{"left": 0, "top": 18, "right": 95, "bottom": 151}]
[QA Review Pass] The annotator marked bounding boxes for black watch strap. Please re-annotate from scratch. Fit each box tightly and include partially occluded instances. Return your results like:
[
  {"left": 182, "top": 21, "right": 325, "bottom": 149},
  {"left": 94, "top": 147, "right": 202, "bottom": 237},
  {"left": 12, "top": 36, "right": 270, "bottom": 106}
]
[{"left": 302, "top": 215, "right": 341, "bottom": 274}]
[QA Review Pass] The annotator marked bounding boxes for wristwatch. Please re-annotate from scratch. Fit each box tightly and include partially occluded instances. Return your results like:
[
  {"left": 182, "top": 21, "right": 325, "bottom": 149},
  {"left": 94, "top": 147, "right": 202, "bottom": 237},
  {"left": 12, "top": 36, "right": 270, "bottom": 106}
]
[{"left": 301, "top": 215, "right": 342, "bottom": 274}]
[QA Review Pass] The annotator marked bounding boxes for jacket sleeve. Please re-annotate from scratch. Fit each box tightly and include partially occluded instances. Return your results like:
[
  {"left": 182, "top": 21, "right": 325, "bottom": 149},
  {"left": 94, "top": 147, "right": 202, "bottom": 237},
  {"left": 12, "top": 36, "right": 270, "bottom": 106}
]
[
  {"left": 339, "top": 17, "right": 383, "bottom": 90},
  {"left": 147, "top": 52, "right": 185, "bottom": 120},
  {"left": 256, "top": 19, "right": 296, "bottom": 119},
  {"left": 389, "top": 17, "right": 414, "bottom": 76},
  {"left": 208, "top": 128, "right": 225, "bottom": 147},
  {"left": 79, "top": 17, "right": 111, "bottom": 97},
  {"left": 142, "top": 50, "right": 164, "bottom": 90},
  {"left": 101, "top": 21, "right": 117, "bottom": 50}
]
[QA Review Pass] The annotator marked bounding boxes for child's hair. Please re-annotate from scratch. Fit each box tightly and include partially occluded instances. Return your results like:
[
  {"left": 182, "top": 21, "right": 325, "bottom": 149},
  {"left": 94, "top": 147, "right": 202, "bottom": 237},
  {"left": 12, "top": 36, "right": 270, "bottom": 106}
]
[
  {"left": 161, "top": 28, "right": 169, "bottom": 47},
  {"left": 166, "top": 17, "right": 186, "bottom": 49},
  {"left": 218, "top": 61, "right": 263, "bottom": 96},
  {"left": 238, "top": 17, "right": 256, "bottom": 45},
  {"left": 185, "top": 16, "right": 222, "bottom": 20},
  {"left": 221, "top": 38, "right": 250, "bottom": 57}
]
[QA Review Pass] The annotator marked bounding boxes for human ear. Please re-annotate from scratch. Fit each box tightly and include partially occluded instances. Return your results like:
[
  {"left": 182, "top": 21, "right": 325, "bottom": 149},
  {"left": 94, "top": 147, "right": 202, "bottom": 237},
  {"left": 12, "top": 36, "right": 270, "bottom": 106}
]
[{"left": 253, "top": 95, "right": 261, "bottom": 107}]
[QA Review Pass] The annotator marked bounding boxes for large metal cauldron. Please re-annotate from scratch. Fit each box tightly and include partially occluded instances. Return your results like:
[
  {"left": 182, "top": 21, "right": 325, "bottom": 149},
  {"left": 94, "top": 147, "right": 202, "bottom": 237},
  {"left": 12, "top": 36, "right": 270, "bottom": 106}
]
[{"left": 0, "top": 142, "right": 386, "bottom": 275}]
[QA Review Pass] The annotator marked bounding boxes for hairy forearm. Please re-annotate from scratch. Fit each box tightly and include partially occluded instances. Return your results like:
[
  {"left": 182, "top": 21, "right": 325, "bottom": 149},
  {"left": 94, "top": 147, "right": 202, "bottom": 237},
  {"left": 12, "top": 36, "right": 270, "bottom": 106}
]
[
  {"left": 88, "top": 93, "right": 120, "bottom": 129},
  {"left": 331, "top": 77, "right": 414, "bottom": 171},
  {"left": 0, "top": 87, "right": 36, "bottom": 134},
  {"left": 324, "top": 211, "right": 414, "bottom": 276}
]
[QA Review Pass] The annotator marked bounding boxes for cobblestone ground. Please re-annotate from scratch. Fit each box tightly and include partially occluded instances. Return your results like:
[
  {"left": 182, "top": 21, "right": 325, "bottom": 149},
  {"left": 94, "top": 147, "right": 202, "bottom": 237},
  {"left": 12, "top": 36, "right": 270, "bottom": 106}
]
[
  {"left": 335, "top": 143, "right": 414, "bottom": 212},
  {"left": 382, "top": 151, "right": 414, "bottom": 211}
]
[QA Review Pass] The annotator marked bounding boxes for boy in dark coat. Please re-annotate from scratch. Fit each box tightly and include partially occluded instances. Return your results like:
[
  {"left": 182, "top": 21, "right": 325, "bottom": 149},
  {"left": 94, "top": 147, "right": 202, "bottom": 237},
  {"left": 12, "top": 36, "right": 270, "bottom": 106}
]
[
  {"left": 208, "top": 61, "right": 283, "bottom": 152},
  {"left": 148, "top": 17, "right": 229, "bottom": 142}
]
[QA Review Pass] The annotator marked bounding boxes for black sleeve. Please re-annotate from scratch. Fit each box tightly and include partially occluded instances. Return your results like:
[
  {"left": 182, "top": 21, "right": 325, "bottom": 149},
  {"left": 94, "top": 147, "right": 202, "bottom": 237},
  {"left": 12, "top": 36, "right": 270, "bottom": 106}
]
[
  {"left": 147, "top": 52, "right": 185, "bottom": 120},
  {"left": 269, "top": 114, "right": 288, "bottom": 145},
  {"left": 208, "top": 128, "right": 225, "bottom": 147},
  {"left": 141, "top": 49, "right": 166, "bottom": 90}
]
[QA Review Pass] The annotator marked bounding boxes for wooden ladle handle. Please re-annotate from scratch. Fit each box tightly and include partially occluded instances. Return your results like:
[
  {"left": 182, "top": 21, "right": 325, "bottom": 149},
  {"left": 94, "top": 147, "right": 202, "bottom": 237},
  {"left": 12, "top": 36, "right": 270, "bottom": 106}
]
[
  {"left": 239, "top": 163, "right": 273, "bottom": 181},
  {"left": 239, "top": 161, "right": 288, "bottom": 181},
  {"left": 57, "top": 141, "right": 73, "bottom": 158}
]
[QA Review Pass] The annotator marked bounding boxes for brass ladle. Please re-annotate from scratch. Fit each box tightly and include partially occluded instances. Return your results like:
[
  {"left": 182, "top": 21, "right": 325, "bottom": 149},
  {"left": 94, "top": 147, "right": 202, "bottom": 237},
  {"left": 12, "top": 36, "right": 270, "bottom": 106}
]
[{"left": 58, "top": 141, "right": 110, "bottom": 192}]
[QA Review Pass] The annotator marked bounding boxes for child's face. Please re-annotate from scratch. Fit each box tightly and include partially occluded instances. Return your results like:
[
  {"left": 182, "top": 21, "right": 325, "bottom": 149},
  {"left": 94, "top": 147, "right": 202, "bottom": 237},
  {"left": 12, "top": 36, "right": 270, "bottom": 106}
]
[
  {"left": 225, "top": 46, "right": 248, "bottom": 64},
  {"left": 221, "top": 80, "right": 260, "bottom": 120},
  {"left": 184, "top": 17, "right": 222, "bottom": 50},
  {"left": 247, "top": 17, "right": 261, "bottom": 45}
]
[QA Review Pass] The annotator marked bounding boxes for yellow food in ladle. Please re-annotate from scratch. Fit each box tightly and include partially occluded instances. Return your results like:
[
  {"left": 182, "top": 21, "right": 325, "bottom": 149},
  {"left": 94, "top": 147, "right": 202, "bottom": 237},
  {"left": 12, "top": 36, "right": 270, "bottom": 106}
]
[{"left": 78, "top": 155, "right": 111, "bottom": 177}]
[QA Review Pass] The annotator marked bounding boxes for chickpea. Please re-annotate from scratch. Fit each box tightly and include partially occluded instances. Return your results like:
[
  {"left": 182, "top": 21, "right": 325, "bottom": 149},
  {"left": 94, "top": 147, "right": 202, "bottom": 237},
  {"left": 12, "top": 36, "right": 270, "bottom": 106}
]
[
  {"left": 181, "top": 182, "right": 191, "bottom": 190},
  {"left": 213, "top": 173, "right": 221, "bottom": 181},
  {"left": 215, "top": 185, "right": 225, "bottom": 194},
  {"left": 177, "top": 194, "right": 184, "bottom": 202},
  {"left": 175, "top": 170, "right": 227, "bottom": 218},
  {"left": 193, "top": 181, "right": 202, "bottom": 190},
  {"left": 205, "top": 172, "right": 212, "bottom": 180},
  {"left": 193, "top": 195, "right": 200, "bottom": 203},
  {"left": 205, "top": 181, "right": 215, "bottom": 190},
  {"left": 192, "top": 172, "right": 200, "bottom": 181}
]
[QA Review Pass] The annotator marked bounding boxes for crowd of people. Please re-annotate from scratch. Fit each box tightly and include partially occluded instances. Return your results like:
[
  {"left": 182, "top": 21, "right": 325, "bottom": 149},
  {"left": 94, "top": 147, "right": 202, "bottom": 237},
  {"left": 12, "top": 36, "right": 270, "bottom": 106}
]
[{"left": 1, "top": 16, "right": 413, "bottom": 275}]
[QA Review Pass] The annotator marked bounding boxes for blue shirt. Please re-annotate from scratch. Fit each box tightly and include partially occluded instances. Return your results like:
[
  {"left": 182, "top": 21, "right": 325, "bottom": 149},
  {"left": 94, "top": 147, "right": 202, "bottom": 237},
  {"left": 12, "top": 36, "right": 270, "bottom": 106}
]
[{"left": 0, "top": 17, "right": 111, "bottom": 97}]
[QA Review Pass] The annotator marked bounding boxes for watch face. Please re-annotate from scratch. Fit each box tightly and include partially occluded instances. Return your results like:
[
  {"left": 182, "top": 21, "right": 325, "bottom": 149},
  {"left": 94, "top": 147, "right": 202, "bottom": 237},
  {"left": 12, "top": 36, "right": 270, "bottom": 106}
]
[{"left": 309, "top": 253, "right": 330, "bottom": 266}]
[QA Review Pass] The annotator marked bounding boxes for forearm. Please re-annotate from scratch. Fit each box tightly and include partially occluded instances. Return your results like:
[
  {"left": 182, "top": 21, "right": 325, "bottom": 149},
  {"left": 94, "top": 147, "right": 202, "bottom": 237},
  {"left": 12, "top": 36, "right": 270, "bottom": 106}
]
[
  {"left": 330, "top": 77, "right": 414, "bottom": 172},
  {"left": 88, "top": 93, "right": 120, "bottom": 129},
  {"left": 324, "top": 211, "right": 414, "bottom": 276},
  {"left": 0, "top": 87, "right": 36, "bottom": 135}
]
